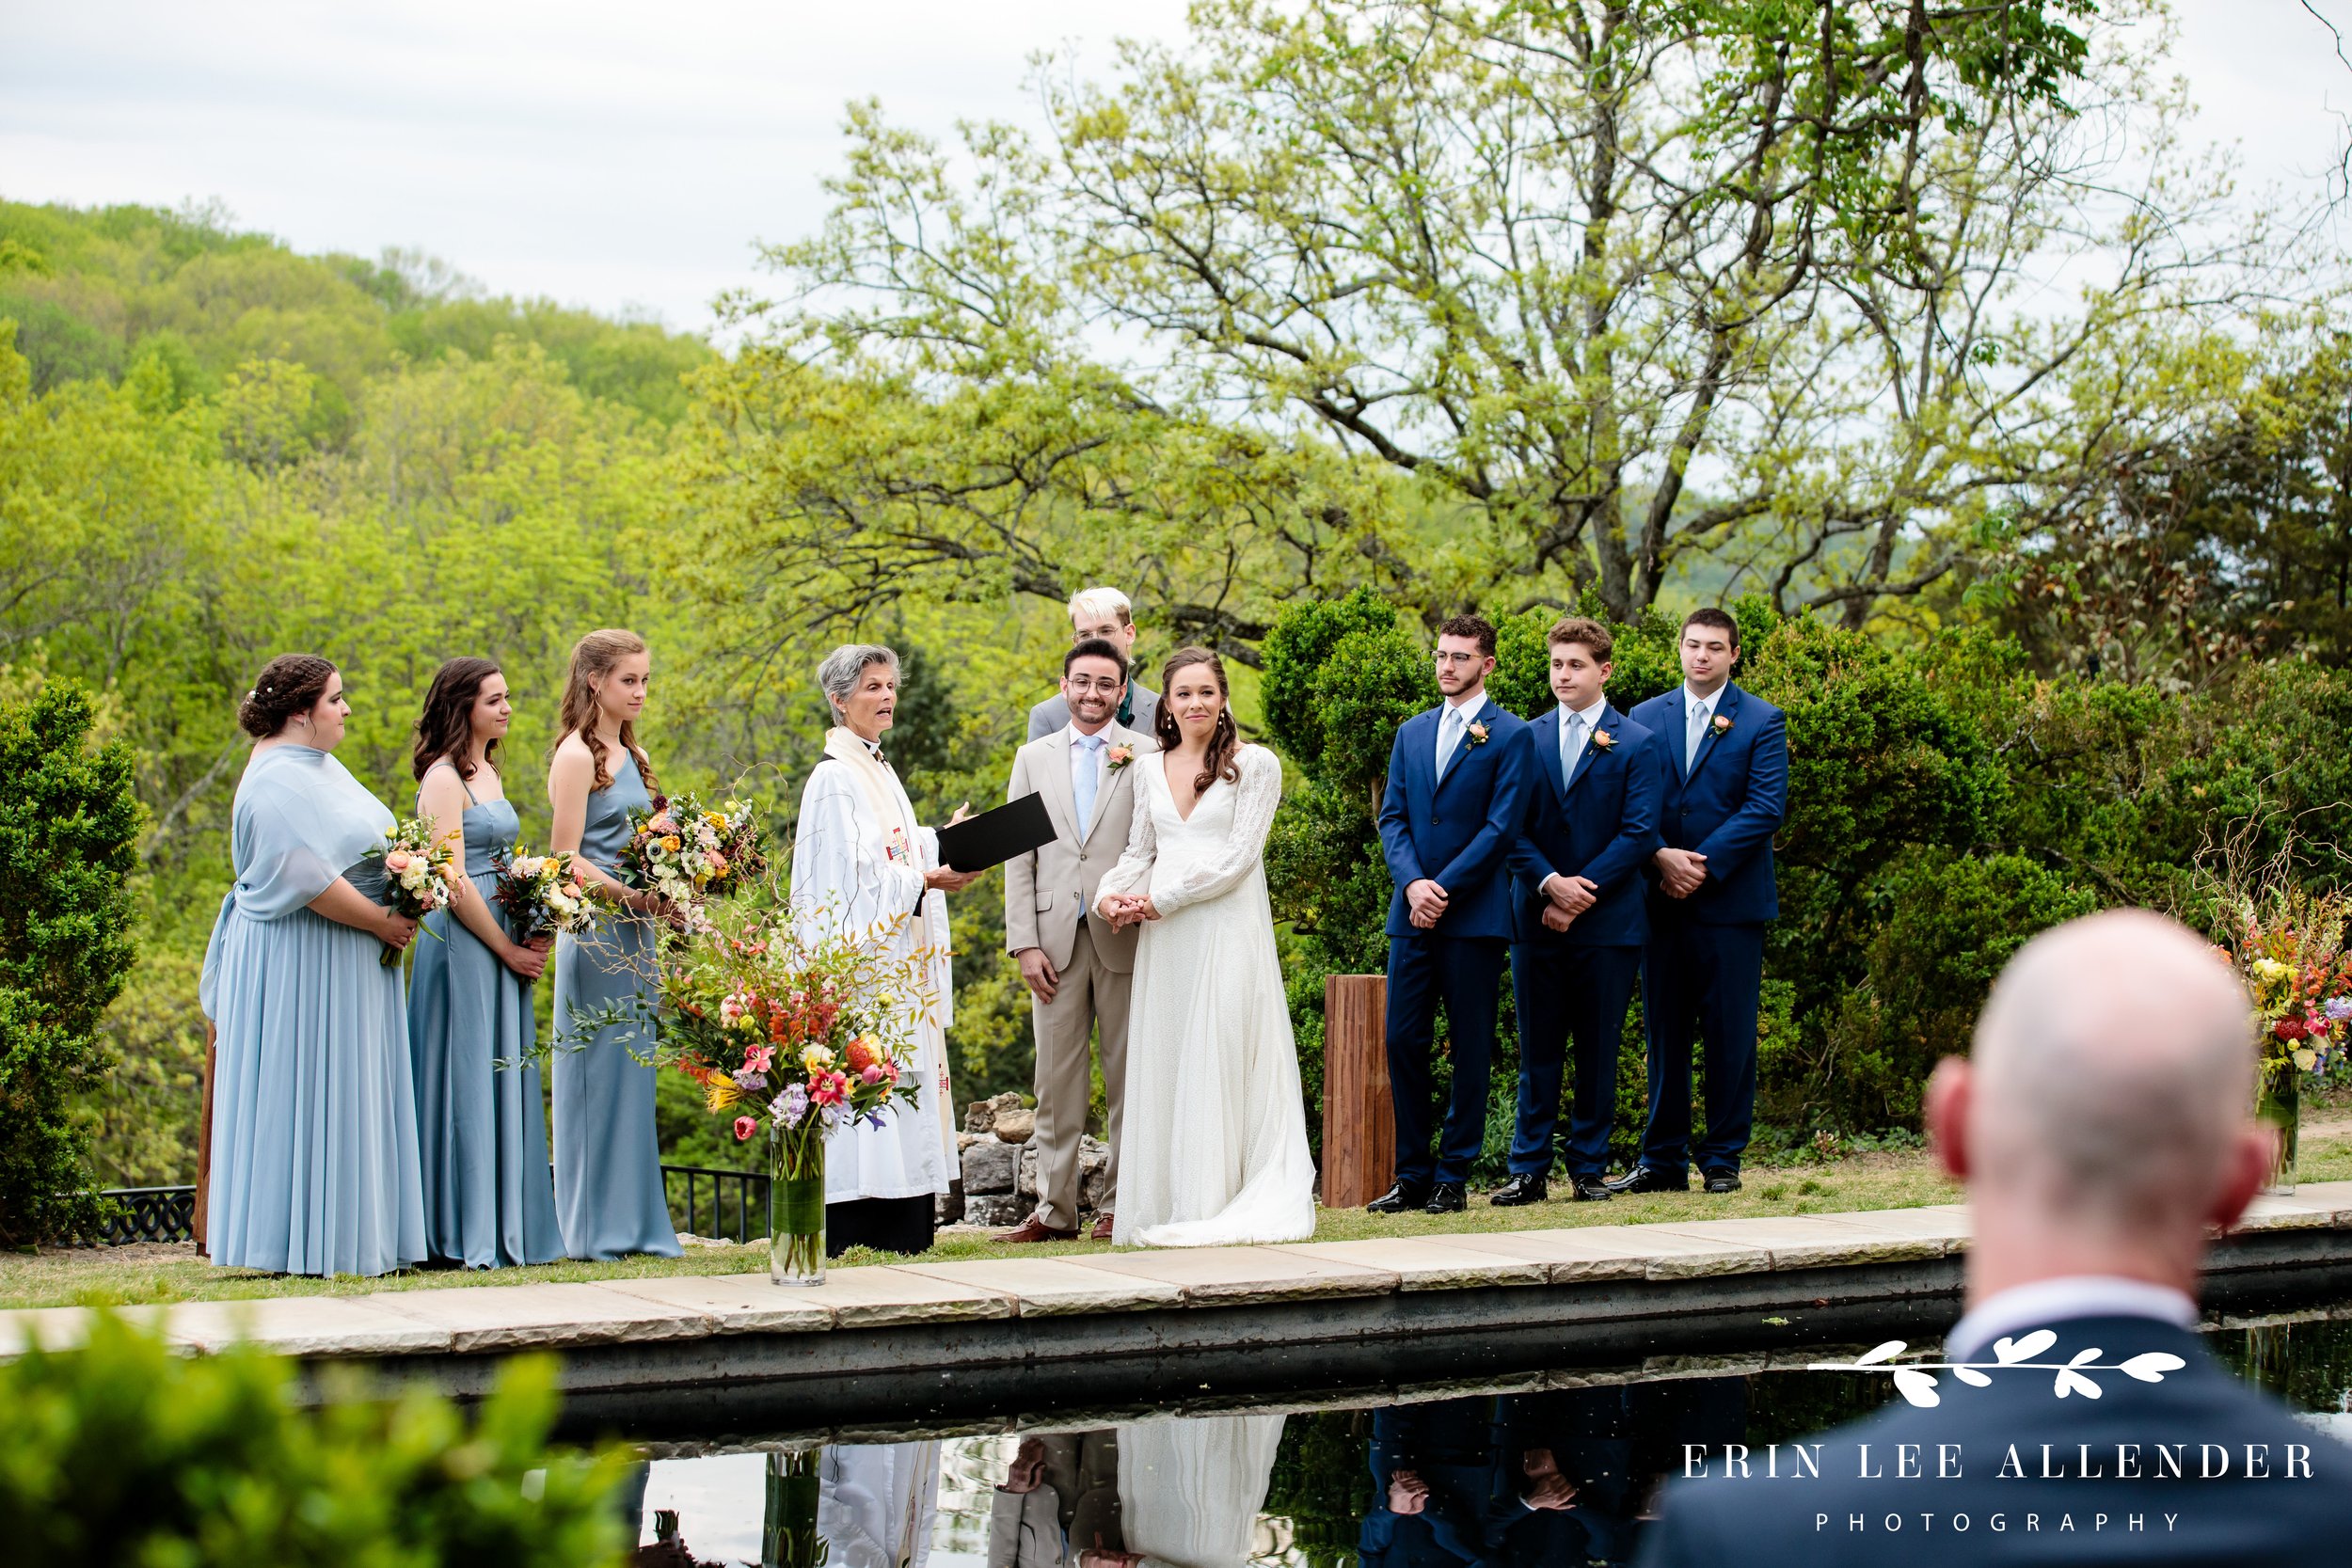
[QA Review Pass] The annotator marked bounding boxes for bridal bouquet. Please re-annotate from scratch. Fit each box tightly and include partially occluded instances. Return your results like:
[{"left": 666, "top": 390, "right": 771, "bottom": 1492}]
[
  {"left": 491, "top": 847, "right": 599, "bottom": 942},
  {"left": 621, "top": 793, "right": 767, "bottom": 915},
  {"left": 645, "top": 903, "right": 930, "bottom": 1282},
  {"left": 363, "top": 818, "right": 462, "bottom": 966}
]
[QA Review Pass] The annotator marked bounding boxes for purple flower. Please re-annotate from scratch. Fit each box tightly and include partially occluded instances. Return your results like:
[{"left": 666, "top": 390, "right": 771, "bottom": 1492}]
[
  {"left": 2326, "top": 997, "right": 2352, "bottom": 1022},
  {"left": 732, "top": 1068, "right": 769, "bottom": 1093},
  {"left": 771, "top": 1082, "right": 810, "bottom": 1127}
]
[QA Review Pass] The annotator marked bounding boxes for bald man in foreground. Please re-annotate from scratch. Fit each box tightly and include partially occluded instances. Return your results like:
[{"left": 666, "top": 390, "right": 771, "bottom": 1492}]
[{"left": 1640, "top": 910, "right": 2352, "bottom": 1565}]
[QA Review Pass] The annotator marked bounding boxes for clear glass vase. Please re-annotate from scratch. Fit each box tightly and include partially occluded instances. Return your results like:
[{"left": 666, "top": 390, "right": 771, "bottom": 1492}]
[
  {"left": 2257, "top": 1058, "right": 2300, "bottom": 1196},
  {"left": 770, "top": 1127, "right": 826, "bottom": 1286}
]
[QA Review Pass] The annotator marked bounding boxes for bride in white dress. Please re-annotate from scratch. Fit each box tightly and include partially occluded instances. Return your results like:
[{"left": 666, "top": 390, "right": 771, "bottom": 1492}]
[{"left": 1095, "top": 647, "right": 1317, "bottom": 1248}]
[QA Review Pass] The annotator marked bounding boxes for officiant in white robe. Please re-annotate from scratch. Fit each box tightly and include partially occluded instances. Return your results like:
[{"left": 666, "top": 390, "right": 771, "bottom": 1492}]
[{"left": 790, "top": 643, "right": 982, "bottom": 1258}]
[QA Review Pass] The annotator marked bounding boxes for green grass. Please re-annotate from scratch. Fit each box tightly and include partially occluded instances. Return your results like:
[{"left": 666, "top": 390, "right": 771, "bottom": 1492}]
[{"left": 8, "top": 1128, "right": 2345, "bottom": 1313}]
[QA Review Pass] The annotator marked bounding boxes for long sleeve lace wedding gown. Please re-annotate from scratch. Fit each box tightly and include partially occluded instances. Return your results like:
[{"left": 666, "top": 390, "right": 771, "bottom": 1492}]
[{"left": 1094, "top": 743, "right": 1316, "bottom": 1247}]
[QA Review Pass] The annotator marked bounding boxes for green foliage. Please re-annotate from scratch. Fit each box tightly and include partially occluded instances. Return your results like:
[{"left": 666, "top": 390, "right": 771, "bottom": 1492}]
[
  {"left": 0, "top": 1312, "right": 632, "bottom": 1567},
  {"left": 0, "top": 682, "right": 142, "bottom": 1244},
  {"left": 1264, "top": 1409, "right": 1375, "bottom": 1566},
  {"left": 1799, "top": 851, "right": 2097, "bottom": 1127}
]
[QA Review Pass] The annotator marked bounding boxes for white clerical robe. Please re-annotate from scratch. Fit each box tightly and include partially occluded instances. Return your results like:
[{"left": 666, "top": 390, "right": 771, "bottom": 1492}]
[
  {"left": 817, "top": 1443, "right": 941, "bottom": 1568},
  {"left": 789, "top": 734, "right": 956, "bottom": 1203}
]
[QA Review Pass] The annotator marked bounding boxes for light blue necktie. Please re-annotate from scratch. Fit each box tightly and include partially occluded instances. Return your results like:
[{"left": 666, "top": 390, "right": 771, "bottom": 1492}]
[
  {"left": 1686, "top": 698, "right": 1709, "bottom": 773},
  {"left": 1561, "top": 710, "right": 1586, "bottom": 790},
  {"left": 1074, "top": 732, "right": 1104, "bottom": 832},
  {"left": 1437, "top": 705, "right": 1466, "bottom": 782}
]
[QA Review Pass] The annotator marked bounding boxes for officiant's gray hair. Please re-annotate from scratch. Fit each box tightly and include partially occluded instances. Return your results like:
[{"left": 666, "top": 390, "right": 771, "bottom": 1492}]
[
  {"left": 1969, "top": 909, "right": 2254, "bottom": 1236},
  {"left": 816, "top": 643, "right": 898, "bottom": 716}
]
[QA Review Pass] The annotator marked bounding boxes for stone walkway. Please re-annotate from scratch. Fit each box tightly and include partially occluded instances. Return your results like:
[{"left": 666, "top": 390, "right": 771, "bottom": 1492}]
[{"left": 8, "top": 1185, "right": 2348, "bottom": 1367}]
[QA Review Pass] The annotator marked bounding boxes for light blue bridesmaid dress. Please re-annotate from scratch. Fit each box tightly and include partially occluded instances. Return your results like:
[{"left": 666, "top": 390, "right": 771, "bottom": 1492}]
[
  {"left": 405, "top": 763, "right": 564, "bottom": 1268},
  {"left": 199, "top": 745, "right": 427, "bottom": 1277},
  {"left": 551, "top": 749, "right": 681, "bottom": 1259}
]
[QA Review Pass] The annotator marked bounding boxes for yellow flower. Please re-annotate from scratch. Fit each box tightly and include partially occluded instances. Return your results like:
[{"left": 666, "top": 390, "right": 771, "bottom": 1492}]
[
  {"left": 802, "top": 1044, "right": 834, "bottom": 1073},
  {"left": 2253, "top": 958, "right": 2292, "bottom": 982},
  {"left": 705, "top": 1079, "right": 740, "bottom": 1112}
]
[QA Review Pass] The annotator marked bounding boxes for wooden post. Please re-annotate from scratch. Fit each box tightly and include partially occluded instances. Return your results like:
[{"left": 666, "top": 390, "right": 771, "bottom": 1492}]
[
  {"left": 193, "top": 1020, "right": 216, "bottom": 1248},
  {"left": 1320, "top": 974, "right": 1393, "bottom": 1210}
]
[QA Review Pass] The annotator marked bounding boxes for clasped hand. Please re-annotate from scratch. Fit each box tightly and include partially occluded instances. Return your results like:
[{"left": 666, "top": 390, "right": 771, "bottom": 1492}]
[
  {"left": 1100, "top": 893, "right": 1161, "bottom": 929},
  {"left": 1655, "top": 846, "right": 1708, "bottom": 898},
  {"left": 1405, "top": 878, "right": 1449, "bottom": 929}
]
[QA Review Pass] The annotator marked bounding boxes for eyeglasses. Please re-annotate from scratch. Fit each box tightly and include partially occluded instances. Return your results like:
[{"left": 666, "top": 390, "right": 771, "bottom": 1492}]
[
  {"left": 1066, "top": 675, "right": 1124, "bottom": 693},
  {"left": 1434, "top": 651, "right": 1486, "bottom": 666}
]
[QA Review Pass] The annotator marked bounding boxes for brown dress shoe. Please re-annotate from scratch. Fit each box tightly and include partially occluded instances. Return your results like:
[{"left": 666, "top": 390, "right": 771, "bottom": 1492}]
[
  {"left": 995, "top": 1213, "right": 1078, "bottom": 1243},
  {"left": 1089, "top": 1212, "right": 1116, "bottom": 1242}
]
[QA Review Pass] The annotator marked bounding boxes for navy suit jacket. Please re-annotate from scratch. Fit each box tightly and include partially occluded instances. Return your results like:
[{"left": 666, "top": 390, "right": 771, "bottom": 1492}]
[
  {"left": 1639, "top": 1315, "right": 2352, "bottom": 1567},
  {"left": 1506, "top": 704, "right": 1666, "bottom": 948},
  {"left": 1379, "top": 697, "right": 1534, "bottom": 942},
  {"left": 1628, "top": 682, "right": 1787, "bottom": 927}
]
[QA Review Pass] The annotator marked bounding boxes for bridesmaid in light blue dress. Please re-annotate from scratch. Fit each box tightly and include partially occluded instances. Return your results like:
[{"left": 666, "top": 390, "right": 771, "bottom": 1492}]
[
  {"left": 547, "top": 628, "right": 680, "bottom": 1259},
  {"left": 406, "top": 657, "right": 564, "bottom": 1268},
  {"left": 200, "top": 655, "right": 427, "bottom": 1277}
]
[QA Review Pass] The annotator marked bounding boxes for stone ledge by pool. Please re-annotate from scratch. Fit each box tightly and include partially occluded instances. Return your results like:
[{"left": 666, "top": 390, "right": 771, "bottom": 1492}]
[{"left": 6, "top": 1184, "right": 2349, "bottom": 1368}]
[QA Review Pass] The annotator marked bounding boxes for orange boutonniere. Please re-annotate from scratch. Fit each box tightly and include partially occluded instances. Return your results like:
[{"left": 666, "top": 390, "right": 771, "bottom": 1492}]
[
  {"left": 1105, "top": 745, "right": 1134, "bottom": 772},
  {"left": 1465, "top": 721, "right": 1490, "bottom": 746},
  {"left": 1590, "top": 728, "right": 1616, "bottom": 751},
  {"left": 1710, "top": 714, "right": 1733, "bottom": 736}
]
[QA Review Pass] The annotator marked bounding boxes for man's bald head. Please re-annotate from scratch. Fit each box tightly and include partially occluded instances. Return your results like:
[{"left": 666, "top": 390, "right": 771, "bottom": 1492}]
[{"left": 1965, "top": 910, "right": 2256, "bottom": 1243}]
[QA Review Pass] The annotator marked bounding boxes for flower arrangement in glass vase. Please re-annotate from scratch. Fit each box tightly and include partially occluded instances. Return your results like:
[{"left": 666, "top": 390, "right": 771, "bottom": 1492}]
[
  {"left": 362, "top": 817, "right": 463, "bottom": 966},
  {"left": 645, "top": 902, "right": 931, "bottom": 1284},
  {"left": 2219, "top": 884, "right": 2352, "bottom": 1192},
  {"left": 620, "top": 793, "right": 766, "bottom": 926}
]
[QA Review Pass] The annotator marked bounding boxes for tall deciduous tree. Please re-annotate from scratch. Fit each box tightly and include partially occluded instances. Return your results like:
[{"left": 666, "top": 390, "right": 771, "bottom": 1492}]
[{"left": 774, "top": 0, "right": 2282, "bottom": 627}]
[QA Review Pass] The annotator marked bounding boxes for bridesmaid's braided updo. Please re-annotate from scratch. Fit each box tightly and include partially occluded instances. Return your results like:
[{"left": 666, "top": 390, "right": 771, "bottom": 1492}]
[{"left": 238, "top": 654, "right": 337, "bottom": 739}]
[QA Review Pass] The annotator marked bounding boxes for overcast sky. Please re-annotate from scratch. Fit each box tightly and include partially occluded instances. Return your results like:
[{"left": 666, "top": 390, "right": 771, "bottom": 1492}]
[{"left": 4, "top": 1, "right": 2346, "bottom": 337}]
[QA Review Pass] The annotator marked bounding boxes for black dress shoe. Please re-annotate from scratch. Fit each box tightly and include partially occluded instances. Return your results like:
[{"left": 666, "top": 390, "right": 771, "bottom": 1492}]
[
  {"left": 1567, "top": 1174, "right": 1614, "bottom": 1202},
  {"left": 1489, "top": 1173, "right": 1548, "bottom": 1207},
  {"left": 1423, "top": 1181, "right": 1468, "bottom": 1214},
  {"left": 1602, "top": 1164, "right": 1690, "bottom": 1195},
  {"left": 1366, "top": 1180, "right": 1431, "bottom": 1214},
  {"left": 1703, "top": 1168, "right": 1742, "bottom": 1194}
]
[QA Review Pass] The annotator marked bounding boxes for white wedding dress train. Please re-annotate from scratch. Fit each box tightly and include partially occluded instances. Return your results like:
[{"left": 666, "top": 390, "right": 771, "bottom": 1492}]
[{"left": 1096, "top": 744, "right": 1316, "bottom": 1247}]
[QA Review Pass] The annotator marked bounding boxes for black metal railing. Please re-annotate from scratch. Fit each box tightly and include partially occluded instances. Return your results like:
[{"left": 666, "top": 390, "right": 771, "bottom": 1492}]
[
  {"left": 90, "top": 1186, "right": 198, "bottom": 1244},
  {"left": 661, "top": 1164, "right": 771, "bottom": 1244},
  {"left": 87, "top": 1166, "right": 771, "bottom": 1249}
]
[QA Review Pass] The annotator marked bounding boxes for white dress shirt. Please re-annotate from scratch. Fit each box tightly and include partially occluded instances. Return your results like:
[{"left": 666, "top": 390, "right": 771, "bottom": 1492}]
[{"left": 1946, "top": 1275, "right": 2199, "bottom": 1363}]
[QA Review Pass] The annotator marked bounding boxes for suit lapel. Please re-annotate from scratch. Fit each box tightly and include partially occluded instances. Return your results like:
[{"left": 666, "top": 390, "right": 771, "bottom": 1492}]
[
  {"left": 1038, "top": 726, "right": 1081, "bottom": 843},
  {"left": 1532, "top": 709, "right": 1569, "bottom": 806},
  {"left": 1685, "top": 685, "right": 1740, "bottom": 784}
]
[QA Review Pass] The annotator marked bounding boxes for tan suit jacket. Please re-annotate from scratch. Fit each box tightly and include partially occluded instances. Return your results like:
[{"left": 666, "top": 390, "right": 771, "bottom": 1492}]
[{"left": 1002, "top": 722, "right": 1156, "bottom": 973}]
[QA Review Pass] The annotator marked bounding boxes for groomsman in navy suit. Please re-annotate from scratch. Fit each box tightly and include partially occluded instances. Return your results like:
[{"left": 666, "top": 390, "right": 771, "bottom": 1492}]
[
  {"left": 1613, "top": 609, "right": 1786, "bottom": 1196},
  {"left": 1372, "top": 613, "right": 1534, "bottom": 1215},
  {"left": 1491, "top": 618, "right": 1665, "bottom": 1208}
]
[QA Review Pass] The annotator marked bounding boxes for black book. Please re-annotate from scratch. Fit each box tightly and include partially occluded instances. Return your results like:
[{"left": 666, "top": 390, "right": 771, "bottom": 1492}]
[{"left": 933, "top": 791, "right": 1058, "bottom": 872}]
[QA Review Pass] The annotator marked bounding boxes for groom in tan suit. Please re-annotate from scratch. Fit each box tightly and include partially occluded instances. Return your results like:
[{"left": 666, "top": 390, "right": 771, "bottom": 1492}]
[{"left": 999, "top": 638, "right": 1158, "bottom": 1242}]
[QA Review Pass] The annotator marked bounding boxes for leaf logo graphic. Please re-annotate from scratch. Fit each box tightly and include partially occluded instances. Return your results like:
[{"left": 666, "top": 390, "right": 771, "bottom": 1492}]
[{"left": 1810, "top": 1332, "right": 2183, "bottom": 1405}]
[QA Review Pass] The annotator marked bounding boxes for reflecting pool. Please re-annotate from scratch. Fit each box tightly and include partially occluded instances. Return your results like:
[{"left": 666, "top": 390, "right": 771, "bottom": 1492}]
[{"left": 619, "top": 1311, "right": 2352, "bottom": 1566}]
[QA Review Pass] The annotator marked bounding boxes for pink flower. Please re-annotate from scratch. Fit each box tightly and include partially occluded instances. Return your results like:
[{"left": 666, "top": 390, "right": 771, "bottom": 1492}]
[
  {"left": 384, "top": 851, "right": 412, "bottom": 872},
  {"left": 861, "top": 1065, "right": 884, "bottom": 1085},
  {"left": 732, "top": 1115, "right": 758, "bottom": 1141},
  {"left": 1711, "top": 714, "right": 1733, "bottom": 736},
  {"left": 1105, "top": 745, "right": 1135, "bottom": 772},
  {"left": 744, "top": 1044, "right": 775, "bottom": 1073}
]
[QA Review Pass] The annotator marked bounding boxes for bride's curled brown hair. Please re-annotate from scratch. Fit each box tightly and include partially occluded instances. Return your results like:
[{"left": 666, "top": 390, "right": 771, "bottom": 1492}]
[{"left": 1154, "top": 646, "right": 1243, "bottom": 795}]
